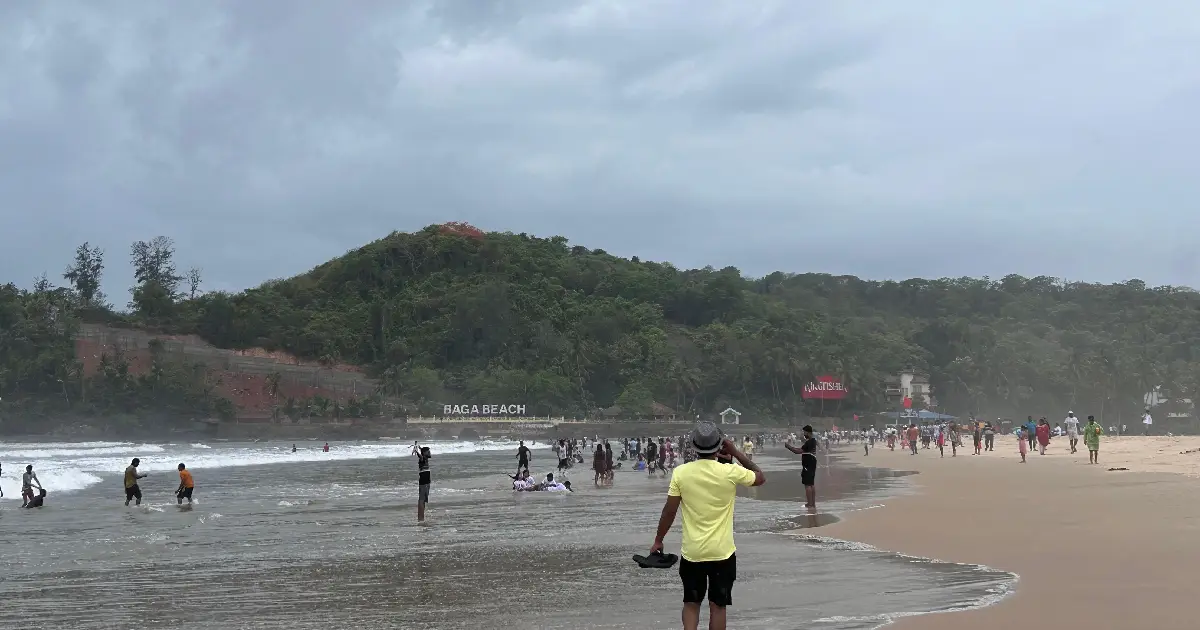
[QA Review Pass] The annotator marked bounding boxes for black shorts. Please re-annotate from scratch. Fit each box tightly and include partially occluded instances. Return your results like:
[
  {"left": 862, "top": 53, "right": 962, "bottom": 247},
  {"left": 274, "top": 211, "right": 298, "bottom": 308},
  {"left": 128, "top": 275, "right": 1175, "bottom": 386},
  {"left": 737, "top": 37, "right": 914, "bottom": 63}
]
[
  {"left": 558, "top": 458, "right": 569, "bottom": 469},
  {"left": 679, "top": 554, "right": 737, "bottom": 607},
  {"left": 125, "top": 484, "right": 142, "bottom": 501},
  {"left": 418, "top": 483, "right": 430, "bottom": 504},
  {"left": 518, "top": 458, "right": 529, "bottom": 470},
  {"left": 801, "top": 465, "right": 816, "bottom": 487},
  {"left": 178, "top": 487, "right": 194, "bottom": 500}
]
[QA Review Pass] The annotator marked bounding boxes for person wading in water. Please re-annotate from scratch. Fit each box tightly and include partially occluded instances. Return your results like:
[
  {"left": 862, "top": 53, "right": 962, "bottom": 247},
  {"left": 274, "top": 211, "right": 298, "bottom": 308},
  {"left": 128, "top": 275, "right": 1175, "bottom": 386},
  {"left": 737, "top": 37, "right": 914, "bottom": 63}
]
[
  {"left": 649, "top": 422, "right": 765, "bottom": 630},
  {"left": 785, "top": 425, "right": 819, "bottom": 508}
]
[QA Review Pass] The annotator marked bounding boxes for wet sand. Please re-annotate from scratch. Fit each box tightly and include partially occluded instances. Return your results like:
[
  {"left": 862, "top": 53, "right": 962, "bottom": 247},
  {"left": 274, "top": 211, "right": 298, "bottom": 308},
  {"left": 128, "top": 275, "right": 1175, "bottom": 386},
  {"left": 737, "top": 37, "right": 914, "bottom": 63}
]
[{"left": 824, "top": 437, "right": 1200, "bottom": 630}]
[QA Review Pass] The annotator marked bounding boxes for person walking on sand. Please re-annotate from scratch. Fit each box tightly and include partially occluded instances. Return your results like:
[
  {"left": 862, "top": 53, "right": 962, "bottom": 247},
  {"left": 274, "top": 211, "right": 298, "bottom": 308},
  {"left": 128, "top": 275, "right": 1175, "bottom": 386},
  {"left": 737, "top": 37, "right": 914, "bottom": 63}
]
[
  {"left": 1085, "top": 416, "right": 1103, "bottom": 464},
  {"left": 983, "top": 422, "right": 995, "bottom": 452},
  {"left": 906, "top": 424, "right": 919, "bottom": 455},
  {"left": 176, "top": 463, "right": 195, "bottom": 505},
  {"left": 785, "top": 425, "right": 819, "bottom": 508},
  {"left": 1142, "top": 409, "right": 1153, "bottom": 436},
  {"left": 1024, "top": 416, "right": 1037, "bottom": 453},
  {"left": 948, "top": 422, "right": 960, "bottom": 457},
  {"left": 1036, "top": 418, "right": 1051, "bottom": 456},
  {"left": 649, "top": 422, "right": 765, "bottom": 630},
  {"left": 1064, "top": 411, "right": 1080, "bottom": 454},
  {"left": 972, "top": 422, "right": 983, "bottom": 455},
  {"left": 124, "top": 458, "right": 147, "bottom": 506},
  {"left": 1017, "top": 427, "right": 1028, "bottom": 463}
]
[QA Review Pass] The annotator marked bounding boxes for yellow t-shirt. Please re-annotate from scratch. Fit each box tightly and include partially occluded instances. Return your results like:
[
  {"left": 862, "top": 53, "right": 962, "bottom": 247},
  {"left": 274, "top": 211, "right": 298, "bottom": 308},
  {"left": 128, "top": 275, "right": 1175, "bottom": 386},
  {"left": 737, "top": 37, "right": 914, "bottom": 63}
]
[{"left": 667, "top": 459, "right": 758, "bottom": 562}]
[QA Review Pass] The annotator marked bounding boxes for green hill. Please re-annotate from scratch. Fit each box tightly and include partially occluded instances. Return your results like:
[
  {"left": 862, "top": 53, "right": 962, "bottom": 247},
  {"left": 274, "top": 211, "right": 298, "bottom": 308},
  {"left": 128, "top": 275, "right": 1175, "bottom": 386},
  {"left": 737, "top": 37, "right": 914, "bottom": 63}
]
[
  {"left": 8, "top": 224, "right": 1200, "bottom": 428},
  {"left": 180, "top": 225, "right": 1200, "bottom": 425}
]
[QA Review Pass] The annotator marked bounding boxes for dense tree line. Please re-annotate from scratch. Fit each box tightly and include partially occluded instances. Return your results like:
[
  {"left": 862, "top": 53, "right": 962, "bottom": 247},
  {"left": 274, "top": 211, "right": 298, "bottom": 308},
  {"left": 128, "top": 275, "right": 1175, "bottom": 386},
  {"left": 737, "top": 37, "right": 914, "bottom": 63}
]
[
  {"left": 0, "top": 240, "right": 228, "bottom": 430},
  {"left": 6, "top": 225, "right": 1200, "bottom": 430}
]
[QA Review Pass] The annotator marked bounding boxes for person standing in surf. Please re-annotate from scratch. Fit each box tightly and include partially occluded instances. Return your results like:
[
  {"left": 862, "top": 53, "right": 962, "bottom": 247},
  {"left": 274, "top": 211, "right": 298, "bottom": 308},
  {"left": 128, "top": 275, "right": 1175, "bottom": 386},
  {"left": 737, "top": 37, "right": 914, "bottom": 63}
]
[
  {"left": 784, "top": 425, "right": 819, "bottom": 508},
  {"left": 555, "top": 440, "right": 570, "bottom": 472},
  {"left": 416, "top": 446, "right": 431, "bottom": 522},
  {"left": 650, "top": 422, "right": 765, "bottom": 630},
  {"left": 593, "top": 444, "right": 607, "bottom": 486},
  {"left": 604, "top": 441, "right": 615, "bottom": 483},
  {"left": 176, "top": 463, "right": 195, "bottom": 505},
  {"left": 124, "top": 458, "right": 147, "bottom": 506},
  {"left": 21, "top": 465, "right": 42, "bottom": 507},
  {"left": 516, "top": 440, "right": 532, "bottom": 475}
]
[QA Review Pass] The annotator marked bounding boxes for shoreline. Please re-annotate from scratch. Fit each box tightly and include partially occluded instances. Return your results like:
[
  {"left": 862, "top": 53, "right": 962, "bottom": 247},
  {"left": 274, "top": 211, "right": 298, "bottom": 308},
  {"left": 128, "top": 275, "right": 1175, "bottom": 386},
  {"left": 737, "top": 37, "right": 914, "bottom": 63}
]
[{"left": 815, "top": 436, "right": 1200, "bottom": 630}]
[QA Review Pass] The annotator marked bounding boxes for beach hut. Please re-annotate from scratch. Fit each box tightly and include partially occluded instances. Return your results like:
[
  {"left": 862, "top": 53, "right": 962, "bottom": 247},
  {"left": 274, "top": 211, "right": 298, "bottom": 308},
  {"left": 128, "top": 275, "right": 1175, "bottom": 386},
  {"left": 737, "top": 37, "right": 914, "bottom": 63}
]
[{"left": 719, "top": 407, "right": 742, "bottom": 425}]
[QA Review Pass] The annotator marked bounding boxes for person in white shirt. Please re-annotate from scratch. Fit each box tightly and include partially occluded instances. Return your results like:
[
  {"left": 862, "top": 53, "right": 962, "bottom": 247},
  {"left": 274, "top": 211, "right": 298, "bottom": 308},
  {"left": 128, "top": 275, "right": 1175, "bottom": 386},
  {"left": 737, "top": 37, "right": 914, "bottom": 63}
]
[
  {"left": 1063, "top": 412, "right": 1080, "bottom": 454},
  {"left": 1142, "top": 410, "right": 1153, "bottom": 436}
]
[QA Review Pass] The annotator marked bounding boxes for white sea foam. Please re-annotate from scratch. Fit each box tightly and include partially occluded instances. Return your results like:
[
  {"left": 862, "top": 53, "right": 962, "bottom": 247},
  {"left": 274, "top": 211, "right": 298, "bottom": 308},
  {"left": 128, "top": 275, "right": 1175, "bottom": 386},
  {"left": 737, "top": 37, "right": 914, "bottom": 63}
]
[
  {"left": 784, "top": 533, "right": 1019, "bottom": 629},
  {"left": 0, "top": 438, "right": 545, "bottom": 499}
]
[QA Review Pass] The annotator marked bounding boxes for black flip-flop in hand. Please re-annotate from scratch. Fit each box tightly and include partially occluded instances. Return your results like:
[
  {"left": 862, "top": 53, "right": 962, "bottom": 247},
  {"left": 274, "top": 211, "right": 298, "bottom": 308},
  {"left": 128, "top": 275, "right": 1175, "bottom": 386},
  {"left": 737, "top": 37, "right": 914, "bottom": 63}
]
[{"left": 632, "top": 550, "right": 679, "bottom": 569}]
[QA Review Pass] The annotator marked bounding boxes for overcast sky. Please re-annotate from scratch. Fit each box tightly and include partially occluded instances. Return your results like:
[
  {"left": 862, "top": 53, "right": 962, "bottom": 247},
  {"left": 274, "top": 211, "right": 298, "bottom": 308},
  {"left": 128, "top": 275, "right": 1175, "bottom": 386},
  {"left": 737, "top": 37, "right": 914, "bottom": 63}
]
[{"left": 3, "top": 1, "right": 1200, "bottom": 302}]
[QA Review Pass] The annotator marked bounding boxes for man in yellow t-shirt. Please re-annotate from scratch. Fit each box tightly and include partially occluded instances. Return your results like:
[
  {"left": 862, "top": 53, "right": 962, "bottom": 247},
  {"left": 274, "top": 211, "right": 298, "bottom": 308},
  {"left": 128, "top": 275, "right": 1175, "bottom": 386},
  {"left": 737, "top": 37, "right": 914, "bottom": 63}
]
[{"left": 650, "top": 422, "right": 765, "bottom": 630}]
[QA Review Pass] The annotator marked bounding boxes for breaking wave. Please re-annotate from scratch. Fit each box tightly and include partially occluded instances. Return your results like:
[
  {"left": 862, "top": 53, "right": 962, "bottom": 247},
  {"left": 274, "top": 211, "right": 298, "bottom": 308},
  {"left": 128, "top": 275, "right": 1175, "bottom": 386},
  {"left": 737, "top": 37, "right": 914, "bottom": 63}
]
[{"left": 0, "top": 439, "right": 543, "bottom": 499}]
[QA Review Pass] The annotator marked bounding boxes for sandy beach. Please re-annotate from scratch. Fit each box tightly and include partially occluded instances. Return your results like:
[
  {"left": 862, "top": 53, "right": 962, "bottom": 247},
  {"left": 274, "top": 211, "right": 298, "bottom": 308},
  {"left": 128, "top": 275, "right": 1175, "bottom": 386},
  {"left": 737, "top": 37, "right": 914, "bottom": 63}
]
[{"left": 821, "top": 435, "right": 1200, "bottom": 630}]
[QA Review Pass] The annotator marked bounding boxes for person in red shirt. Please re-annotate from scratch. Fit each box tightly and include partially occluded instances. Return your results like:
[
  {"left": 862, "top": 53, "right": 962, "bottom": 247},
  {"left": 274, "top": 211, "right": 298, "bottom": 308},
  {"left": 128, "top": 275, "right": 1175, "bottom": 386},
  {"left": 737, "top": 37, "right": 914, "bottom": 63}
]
[
  {"left": 1036, "top": 418, "right": 1051, "bottom": 455},
  {"left": 906, "top": 424, "right": 920, "bottom": 455}
]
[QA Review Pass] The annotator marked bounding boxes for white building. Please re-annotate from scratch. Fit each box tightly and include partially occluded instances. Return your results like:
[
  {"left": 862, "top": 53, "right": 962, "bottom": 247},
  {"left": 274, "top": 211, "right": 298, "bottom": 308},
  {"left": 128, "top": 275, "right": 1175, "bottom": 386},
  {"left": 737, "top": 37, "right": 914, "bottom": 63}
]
[{"left": 885, "top": 371, "right": 933, "bottom": 407}]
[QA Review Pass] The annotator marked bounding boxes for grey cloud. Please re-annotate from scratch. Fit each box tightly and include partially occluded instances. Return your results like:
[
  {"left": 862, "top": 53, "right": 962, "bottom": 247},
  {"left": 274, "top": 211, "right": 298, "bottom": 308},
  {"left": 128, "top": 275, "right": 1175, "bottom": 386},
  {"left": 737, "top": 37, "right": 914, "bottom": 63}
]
[{"left": 2, "top": 0, "right": 1200, "bottom": 302}]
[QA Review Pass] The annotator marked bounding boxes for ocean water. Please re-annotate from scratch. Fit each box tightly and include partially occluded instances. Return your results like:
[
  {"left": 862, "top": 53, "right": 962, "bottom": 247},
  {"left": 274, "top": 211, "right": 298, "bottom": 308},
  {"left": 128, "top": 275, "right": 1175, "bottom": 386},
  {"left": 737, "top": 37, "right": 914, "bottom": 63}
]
[{"left": 0, "top": 439, "right": 1014, "bottom": 629}]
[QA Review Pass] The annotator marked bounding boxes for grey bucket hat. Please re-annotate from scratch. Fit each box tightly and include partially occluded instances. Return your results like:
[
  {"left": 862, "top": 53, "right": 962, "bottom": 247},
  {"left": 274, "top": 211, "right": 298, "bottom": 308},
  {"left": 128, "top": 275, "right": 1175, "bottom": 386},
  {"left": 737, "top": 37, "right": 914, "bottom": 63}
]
[{"left": 691, "top": 421, "right": 723, "bottom": 455}]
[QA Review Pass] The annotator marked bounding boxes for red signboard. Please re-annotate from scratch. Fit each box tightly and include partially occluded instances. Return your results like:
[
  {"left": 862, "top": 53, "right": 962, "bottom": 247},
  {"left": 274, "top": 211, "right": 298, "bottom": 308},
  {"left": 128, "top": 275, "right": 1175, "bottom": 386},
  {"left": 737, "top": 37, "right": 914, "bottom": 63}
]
[
  {"left": 802, "top": 376, "right": 848, "bottom": 400},
  {"left": 903, "top": 397, "right": 912, "bottom": 409}
]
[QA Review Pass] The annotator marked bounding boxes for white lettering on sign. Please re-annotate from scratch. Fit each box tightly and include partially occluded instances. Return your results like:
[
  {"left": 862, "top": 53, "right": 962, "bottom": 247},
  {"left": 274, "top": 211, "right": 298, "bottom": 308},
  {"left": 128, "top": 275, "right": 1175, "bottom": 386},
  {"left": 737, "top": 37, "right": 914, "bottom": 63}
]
[
  {"left": 443, "top": 404, "right": 527, "bottom": 416},
  {"left": 803, "top": 381, "right": 847, "bottom": 393}
]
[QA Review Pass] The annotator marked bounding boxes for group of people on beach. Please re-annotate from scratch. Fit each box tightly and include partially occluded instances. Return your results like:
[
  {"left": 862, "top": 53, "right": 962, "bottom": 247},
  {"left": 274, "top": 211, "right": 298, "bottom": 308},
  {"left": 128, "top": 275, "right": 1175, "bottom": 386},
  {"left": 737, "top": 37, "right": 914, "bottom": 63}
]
[
  {"left": 2, "top": 463, "right": 47, "bottom": 508},
  {"left": 856, "top": 410, "right": 1108, "bottom": 465},
  {"left": 1013, "top": 412, "right": 1104, "bottom": 463},
  {"left": 2, "top": 458, "right": 195, "bottom": 510},
  {"left": 121, "top": 458, "right": 197, "bottom": 506}
]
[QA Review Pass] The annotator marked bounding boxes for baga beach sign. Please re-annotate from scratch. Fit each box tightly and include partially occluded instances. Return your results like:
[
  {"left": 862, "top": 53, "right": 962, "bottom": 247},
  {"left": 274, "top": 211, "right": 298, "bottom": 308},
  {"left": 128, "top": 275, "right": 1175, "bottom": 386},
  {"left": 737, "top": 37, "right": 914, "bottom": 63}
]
[{"left": 443, "top": 404, "right": 527, "bottom": 416}]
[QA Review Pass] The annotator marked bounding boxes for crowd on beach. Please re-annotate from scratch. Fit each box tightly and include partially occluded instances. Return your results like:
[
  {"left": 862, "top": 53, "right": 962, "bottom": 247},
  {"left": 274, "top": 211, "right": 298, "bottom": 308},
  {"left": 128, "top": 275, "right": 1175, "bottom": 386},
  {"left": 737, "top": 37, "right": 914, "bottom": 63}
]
[
  {"left": 830, "top": 408, "right": 1154, "bottom": 466},
  {"left": 502, "top": 433, "right": 787, "bottom": 490}
]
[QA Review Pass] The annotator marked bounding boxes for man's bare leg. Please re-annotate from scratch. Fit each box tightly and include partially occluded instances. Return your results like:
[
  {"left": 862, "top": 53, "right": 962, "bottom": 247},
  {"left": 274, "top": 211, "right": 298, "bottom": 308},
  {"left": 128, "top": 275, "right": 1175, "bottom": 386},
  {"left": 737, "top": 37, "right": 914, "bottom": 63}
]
[
  {"left": 708, "top": 602, "right": 727, "bottom": 630},
  {"left": 682, "top": 603, "right": 701, "bottom": 630}
]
